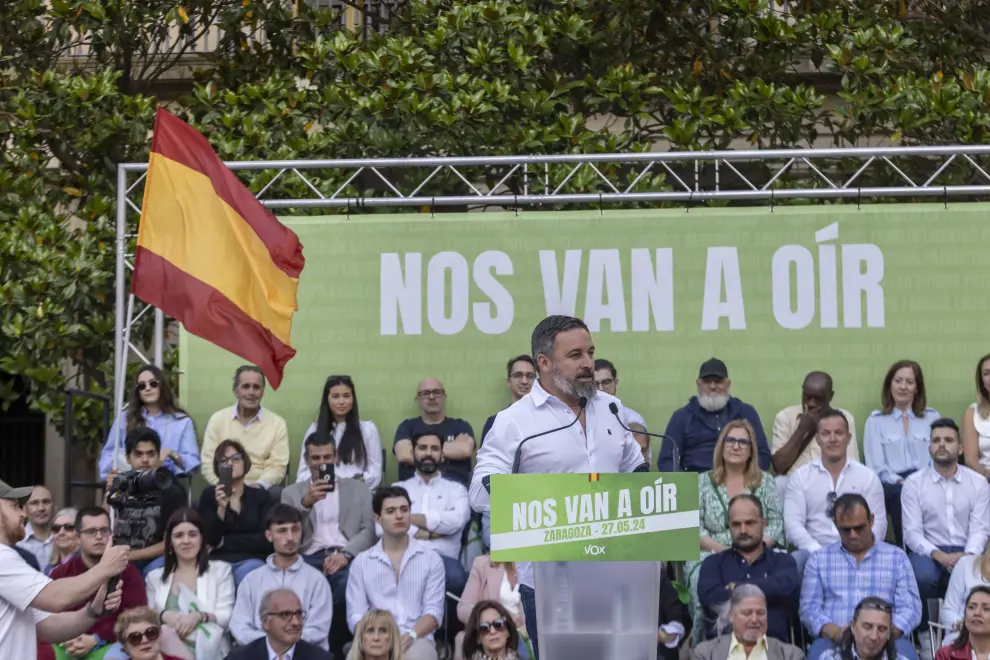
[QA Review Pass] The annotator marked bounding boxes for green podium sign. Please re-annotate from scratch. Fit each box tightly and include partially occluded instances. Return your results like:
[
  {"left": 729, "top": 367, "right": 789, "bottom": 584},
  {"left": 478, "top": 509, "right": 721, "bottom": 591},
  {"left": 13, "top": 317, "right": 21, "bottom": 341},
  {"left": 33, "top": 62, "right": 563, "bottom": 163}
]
[{"left": 489, "top": 472, "right": 701, "bottom": 562}]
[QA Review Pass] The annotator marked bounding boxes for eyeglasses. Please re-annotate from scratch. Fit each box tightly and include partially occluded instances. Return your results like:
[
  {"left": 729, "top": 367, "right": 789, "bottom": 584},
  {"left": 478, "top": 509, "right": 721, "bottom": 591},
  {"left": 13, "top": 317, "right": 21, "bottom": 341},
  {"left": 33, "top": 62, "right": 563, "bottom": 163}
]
[
  {"left": 723, "top": 437, "right": 751, "bottom": 448},
  {"left": 80, "top": 527, "right": 112, "bottom": 538},
  {"left": 596, "top": 378, "right": 615, "bottom": 389},
  {"left": 478, "top": 618, "right": 508, "bottom": 634},
  {"left": 124, "top": 626, "right": 160, "bottom": 646},
  {"left": 136, "top": 380, "right": 160, "bottom": 392},
  {"left": 219, "top": 453, "right": 244, "bottom": 466},
  {"left": 265, "top": 610, "right": 307, "bottom": 622},
  {"left": 511, "top": 372, "right": 537, "bottom": 381},
  {"left": 51, "top": 523, "right": 75, "bottom": 533},
  {"left": 417, "top": 389, "right": 445, "bottom": 399}
]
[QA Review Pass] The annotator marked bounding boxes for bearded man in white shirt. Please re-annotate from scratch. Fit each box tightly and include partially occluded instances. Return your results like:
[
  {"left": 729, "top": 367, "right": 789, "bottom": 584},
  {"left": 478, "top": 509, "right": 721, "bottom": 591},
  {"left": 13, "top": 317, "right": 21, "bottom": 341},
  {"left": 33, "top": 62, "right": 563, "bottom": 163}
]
[{"left": 470, "top": 314, "right": 647, "bottom": 659}]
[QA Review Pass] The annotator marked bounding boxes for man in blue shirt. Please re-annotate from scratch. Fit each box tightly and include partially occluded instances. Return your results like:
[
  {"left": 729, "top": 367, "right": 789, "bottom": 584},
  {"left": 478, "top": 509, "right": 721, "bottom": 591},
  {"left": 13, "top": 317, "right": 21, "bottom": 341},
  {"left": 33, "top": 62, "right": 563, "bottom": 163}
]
[
  {"left": 657, "top": 358, "right": 770, "bottom": 472},
  {"left": 697, "top": 494, "right": 800, "bottom": 642}
]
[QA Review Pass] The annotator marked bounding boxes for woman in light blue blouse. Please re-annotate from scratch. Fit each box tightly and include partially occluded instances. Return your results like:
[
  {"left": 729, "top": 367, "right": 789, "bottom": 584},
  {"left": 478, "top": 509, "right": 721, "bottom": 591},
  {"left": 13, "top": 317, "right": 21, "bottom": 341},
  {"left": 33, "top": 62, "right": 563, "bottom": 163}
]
[
  {"left": 864, "top": 359, "right": 939, "bottom": 547},
  {"left": 98, "top": 365, "right": 200, "bottom": 479}
]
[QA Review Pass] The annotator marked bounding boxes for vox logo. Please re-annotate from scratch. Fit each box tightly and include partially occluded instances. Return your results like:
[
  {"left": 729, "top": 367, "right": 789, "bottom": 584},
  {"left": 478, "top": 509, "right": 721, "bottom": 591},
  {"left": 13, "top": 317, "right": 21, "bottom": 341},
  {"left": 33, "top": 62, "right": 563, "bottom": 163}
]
[{"left": 583, "top": 544, "right": 607, "bottom": 556}]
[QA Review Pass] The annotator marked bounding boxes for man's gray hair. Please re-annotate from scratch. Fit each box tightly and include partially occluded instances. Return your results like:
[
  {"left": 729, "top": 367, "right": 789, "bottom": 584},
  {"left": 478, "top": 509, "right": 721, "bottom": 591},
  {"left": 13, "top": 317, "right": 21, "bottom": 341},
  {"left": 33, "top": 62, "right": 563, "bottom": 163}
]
[
  {"left": 530, "top": 315, "right": 589, "bottom": 363},
  {"left": 259, "top": 588, "right": 299, "bottom": 617},
  {"left": 713, "top": 584, "right": 766, "bottom": 635}
]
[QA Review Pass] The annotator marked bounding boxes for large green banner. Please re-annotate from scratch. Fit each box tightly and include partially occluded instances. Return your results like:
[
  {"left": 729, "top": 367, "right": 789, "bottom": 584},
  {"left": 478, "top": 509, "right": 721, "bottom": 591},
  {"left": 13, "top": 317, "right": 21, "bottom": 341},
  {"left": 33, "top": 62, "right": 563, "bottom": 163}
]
[
  {"left": 489, "top": 473, "right": 700, "bottom": 562},
  {"left": 180, "top": 204, "right": 990, "bottom": 481}
]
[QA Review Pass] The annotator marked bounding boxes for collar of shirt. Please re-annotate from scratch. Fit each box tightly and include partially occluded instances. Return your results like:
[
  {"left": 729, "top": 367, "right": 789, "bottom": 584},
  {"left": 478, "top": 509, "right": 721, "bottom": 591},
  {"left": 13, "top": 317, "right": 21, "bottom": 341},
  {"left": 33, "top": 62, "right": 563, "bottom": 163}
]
[
  {"left": 891, "top": 408, "right": 918, "bottom": 421},
  {"left": 266, "top": 638, "right": 295, "bottom": 660},
  {"left": 265, "top": 554, "right": 305, "bottom": 573},
  {"left": 837, "top": 541, "right": 879, "bottom": 564},
  {"left": 367, "top": 537, "right": 428, "bottom": 567},
  {"left": 729, "top": 634, "right": 768, "bottom": 654},
  {"left": 929, "top": 467, "right": 963, "bottom": 484},
  {"left": 809, "top": 457, "right": 853, "bottom": 475},
  {"left": 729, "top": 543, "right": 771, "bottom": 565},
  {"left": 412, "top": 472, "right": 446, "bottom": 488},
  {"left": 231, "top": 403, "right": 263, "bottom": 423}
]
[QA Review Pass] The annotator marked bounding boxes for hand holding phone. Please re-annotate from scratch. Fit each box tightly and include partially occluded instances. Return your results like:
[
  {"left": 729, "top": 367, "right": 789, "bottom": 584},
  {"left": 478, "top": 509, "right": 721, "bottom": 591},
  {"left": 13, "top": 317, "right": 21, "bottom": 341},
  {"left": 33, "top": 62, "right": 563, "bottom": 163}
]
[
  {"left": 218, "top": 464, "right": 234, "bottom": 497},
  {"left": 318, "top": 462, "right": 336, "bottom": 492}
]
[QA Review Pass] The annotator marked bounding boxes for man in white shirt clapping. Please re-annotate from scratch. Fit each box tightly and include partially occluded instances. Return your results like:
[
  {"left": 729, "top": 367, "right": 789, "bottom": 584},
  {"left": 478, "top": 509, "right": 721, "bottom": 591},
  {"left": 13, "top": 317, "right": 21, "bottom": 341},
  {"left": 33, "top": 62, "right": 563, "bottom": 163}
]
[
  {"left": 394, "top": 431, "right": 471, "bottom": 596},
  {"left": 784, "top": 409, "right": 887, "bottom": 575},
  {"left": 901, "top": 417, "right": 990, "bottom": 643},
  {"left": 470, "top": 315, "right": 647, "bottom": 658}
]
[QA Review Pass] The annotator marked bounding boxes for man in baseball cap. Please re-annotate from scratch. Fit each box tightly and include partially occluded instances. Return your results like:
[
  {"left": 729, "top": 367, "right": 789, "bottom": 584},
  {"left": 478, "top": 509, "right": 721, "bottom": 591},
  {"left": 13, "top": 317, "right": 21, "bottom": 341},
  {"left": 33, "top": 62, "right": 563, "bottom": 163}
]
[
  {"left": 0, "top": 478, "right": 130, "bottom": 655},
  {"left": 657, "top": 357, "right": 771, "bottom": 473}
]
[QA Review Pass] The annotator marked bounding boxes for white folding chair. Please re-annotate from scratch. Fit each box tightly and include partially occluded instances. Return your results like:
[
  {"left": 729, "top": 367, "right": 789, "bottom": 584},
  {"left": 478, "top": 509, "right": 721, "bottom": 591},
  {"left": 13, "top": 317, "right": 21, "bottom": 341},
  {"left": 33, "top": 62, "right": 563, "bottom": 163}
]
[{"left": 927, "top": 597, "right": 952, "bottom": 660}]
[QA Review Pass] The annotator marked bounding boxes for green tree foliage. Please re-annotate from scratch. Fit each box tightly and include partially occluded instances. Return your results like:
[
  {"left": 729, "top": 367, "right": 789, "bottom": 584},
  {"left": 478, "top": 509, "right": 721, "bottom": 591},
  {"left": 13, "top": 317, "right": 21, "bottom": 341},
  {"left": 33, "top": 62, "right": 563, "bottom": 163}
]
[{"left": 3, "top": 0, "right": 990, "bottom": 448}]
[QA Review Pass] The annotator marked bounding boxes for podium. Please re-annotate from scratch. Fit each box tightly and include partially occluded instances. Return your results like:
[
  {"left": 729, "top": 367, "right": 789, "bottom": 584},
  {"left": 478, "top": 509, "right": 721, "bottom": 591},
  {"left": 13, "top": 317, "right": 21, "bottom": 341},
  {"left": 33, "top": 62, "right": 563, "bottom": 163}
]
[{"left": 533, "top": 560, "right": 662, "bottom": 660}]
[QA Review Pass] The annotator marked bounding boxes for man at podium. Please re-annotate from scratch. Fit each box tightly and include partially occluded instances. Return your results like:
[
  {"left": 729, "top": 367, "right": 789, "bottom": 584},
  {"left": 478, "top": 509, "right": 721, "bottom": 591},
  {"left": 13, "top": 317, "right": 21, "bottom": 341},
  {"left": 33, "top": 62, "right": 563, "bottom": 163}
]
[{"left": 469, "top": 315, "right": 649, "bottom": 658}]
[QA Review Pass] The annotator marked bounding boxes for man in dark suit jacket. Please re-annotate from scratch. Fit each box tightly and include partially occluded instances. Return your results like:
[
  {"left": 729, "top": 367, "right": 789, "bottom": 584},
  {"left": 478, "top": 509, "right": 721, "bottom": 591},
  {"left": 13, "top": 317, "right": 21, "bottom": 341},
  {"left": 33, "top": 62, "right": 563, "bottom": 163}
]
[{"left": 224, "top": 588, "right": 334, "bottom": 660}]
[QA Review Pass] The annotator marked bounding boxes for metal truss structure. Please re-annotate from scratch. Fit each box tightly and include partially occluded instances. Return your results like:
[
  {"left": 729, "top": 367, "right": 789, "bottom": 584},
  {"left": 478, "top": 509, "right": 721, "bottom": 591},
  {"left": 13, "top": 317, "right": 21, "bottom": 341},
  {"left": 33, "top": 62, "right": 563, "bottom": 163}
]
[{"left": 112, "top": 144, "right": 990, "bottom": 444}]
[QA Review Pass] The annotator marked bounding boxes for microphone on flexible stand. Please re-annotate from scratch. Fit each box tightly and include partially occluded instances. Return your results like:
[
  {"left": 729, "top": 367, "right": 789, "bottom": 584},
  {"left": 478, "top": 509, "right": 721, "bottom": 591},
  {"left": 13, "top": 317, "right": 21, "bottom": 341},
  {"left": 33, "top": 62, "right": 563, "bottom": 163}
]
[
  {"left": 608, "top": 402, "right": 681, "bottom": 472},
  {"left": 482, "top": 396, "right": 589, "bottom": 493}
]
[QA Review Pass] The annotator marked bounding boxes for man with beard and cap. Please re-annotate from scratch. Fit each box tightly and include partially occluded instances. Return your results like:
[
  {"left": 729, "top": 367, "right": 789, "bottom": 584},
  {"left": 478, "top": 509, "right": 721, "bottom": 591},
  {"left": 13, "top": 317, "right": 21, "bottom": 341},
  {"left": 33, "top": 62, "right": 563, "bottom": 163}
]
[
  {"left": 394, "top": 431, "right": 471, "bottom": 597},
  {"left": 470, "top": 314, "right": 647, "bottom": 659},
  {"left": 230, "top": 504, "right": 333, "bottom": 651},
  {"left": 658, "top": 358, "right": 771, "bottom": 473},
  {"left": 698, "top": 494, "right": 800, "bottom": 643},
  {"left": 0, "top": 479, "right": 130, "bottom": 657},
  {"left": 900, "top": 418, "right": 990, "bottom": 654}
]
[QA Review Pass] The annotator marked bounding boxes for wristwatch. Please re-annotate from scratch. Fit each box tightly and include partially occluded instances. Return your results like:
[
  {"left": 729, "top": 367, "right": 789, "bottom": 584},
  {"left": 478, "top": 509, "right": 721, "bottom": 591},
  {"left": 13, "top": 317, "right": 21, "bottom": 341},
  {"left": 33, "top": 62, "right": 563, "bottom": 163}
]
[
  {"left": 408, "top": 631, "right": 419, "bottom": 641},
  {"left": 341, "top": 551, "right": 354, "bottom": 562}
]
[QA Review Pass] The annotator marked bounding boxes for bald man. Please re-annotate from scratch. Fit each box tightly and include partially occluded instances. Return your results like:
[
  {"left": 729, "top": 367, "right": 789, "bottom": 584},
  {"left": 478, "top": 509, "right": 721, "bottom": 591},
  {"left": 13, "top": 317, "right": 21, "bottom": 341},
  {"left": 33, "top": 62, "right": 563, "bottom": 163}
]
[
  {"left": 393, "top": 378, "right": 475, "bottom": 488},
  {"left": 771, "top": 371, "right": 858, "bottom": 496}
]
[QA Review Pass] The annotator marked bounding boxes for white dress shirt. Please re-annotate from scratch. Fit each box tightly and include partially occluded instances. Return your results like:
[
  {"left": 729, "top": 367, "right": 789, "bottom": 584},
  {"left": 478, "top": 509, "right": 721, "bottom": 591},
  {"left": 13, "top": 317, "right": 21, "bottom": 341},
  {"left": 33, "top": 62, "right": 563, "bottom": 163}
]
[
  {"left": 470, "top": 380, "right": 644, "bottom": 587},
  {"left": 307, "top": 486, "right": 350, "bottom": 553},
  {"left": 394, "top": 473, "right": 470, "bottom": 559},
  {"left": 16, "top": 523, "right": 53, "bottom": 570},
  {"left": 295, "top": 420, "right": 383, "bottom": 487},
  {"left": 345, "top": 538, "right": 446, "bottom": 636},
  {"left": 267, "top": 638, "right": 295, "bottom": 660},
  {"left": 901, "top": 465, "right": 990, "bottom": 557},
  {"left": 941, "top": 554, "right": 990, "bottom": 645},
  {"left": 784, "top": 458, "right": 887, "bottom": 552}
]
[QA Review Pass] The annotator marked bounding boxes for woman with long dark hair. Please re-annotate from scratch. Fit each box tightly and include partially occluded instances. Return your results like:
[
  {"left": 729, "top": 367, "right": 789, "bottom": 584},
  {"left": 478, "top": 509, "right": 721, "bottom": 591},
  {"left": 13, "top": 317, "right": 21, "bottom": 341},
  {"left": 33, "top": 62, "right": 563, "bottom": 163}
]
[
  {"left": 145, "top": 508, "right": 235, "bottom": 660},
  {"left": 819, "top": 597, "right": 902, "bottom": 660},
  {"left": 460, "top": 600, "right": 522, "bottom": 660},
  {"left": 937, "top": 587, "right": 990, "bottom": 660},
  {"left": 98, "top": 365, "right": 200, "bottom": 479},
  {"left": 294, "top": 375, "right": 382, "bottom": 487}
]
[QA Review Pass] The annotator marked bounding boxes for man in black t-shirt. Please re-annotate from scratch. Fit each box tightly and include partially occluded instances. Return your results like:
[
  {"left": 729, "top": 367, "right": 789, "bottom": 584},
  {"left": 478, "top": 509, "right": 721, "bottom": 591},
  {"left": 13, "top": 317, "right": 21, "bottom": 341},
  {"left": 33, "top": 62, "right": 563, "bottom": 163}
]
[
  {"left": 393, "top": 378, "right": 475, "bottom": 488},
  {"left": 105, "top": 427, "right": 187, "bottom": 578}
]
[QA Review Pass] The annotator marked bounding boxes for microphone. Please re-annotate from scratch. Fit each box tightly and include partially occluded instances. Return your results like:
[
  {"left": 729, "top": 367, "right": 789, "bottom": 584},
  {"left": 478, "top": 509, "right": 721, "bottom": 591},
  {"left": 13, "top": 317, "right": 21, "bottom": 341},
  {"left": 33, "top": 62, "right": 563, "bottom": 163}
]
[
  {"left": 510, "top": 396, "right": 588, "bottom": 474},
  {"left": 608, "top": 402, "right": 681, "bottom": 472}
]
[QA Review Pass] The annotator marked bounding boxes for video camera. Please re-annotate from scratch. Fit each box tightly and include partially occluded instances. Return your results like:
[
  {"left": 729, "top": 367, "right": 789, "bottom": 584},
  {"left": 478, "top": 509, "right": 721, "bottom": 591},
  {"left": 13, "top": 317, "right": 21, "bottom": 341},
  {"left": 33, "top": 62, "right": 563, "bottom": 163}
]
[{"left": 106, "top": 467, "right": 172, "bottom": 507}]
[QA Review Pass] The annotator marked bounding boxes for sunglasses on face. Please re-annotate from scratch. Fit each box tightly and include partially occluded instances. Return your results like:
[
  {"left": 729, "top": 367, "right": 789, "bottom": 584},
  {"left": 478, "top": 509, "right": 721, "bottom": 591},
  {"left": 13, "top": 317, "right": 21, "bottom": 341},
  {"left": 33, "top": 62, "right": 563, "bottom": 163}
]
[
  {"left": 51, "top": 523, "right": 75, "bottom": 533},
  {"left": 136, "top": 380, "right": 160, "bottom": 392},
  {"left": 124, "top": 626, "right": 160, "bottom": 646},
  {"left": 478, "top": 618, "right": 508, "bottom": 634}
]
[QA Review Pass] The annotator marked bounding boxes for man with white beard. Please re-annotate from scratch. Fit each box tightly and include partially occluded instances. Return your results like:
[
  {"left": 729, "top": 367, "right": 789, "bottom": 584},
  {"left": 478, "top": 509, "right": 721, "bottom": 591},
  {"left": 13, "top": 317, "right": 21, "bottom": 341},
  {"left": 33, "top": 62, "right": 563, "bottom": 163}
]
[
  {"left": 657, "top": 358, "right": 771, "bottom": 473},
  {"left": 470, "top": 314, "right": 647, "bottom": 659}
]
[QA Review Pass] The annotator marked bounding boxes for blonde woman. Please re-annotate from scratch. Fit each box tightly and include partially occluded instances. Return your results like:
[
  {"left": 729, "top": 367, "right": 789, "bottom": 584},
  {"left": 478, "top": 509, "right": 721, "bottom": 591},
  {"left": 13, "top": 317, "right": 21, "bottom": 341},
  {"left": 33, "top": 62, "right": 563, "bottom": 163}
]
[
  {"left": 686, "top": 419, "right": 784, "bottom": 641},
  {"left": 963, "top": 354, "right": 990, "bottom": 479},
  {"left": 44, "top": 507, "right": 79, "bottom": 575},
  {"left": 347, "top": 609, "right": 404, "bottom": 660},
  {"left": 941, "top": 547, "right": 990, "bottom": 645}
]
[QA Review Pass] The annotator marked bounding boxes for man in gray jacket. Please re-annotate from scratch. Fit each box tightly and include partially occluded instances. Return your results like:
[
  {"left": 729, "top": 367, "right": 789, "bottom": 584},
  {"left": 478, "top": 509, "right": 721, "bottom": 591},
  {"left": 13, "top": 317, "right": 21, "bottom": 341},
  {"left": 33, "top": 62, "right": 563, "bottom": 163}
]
[
  {"left": 282, "top": 433, "right": 376, "bottom": 656},
  {"left": 692, "top": 585, "right": 804, "bottom": 660}
]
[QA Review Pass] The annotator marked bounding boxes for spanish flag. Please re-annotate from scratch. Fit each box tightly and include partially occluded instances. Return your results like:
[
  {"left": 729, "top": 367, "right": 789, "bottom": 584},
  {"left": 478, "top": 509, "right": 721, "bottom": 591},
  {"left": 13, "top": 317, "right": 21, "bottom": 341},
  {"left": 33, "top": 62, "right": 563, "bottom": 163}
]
[{"left": 131, "top": 108, "right": 304, "bottom": 389}]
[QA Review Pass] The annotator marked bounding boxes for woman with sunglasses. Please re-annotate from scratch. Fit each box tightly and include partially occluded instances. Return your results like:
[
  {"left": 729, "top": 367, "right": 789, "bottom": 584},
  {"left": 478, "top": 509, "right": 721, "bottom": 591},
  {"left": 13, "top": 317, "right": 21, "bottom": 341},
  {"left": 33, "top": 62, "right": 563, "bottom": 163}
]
[
  {"left": 114, "top": 606, "right": 189, "bottom": 660},
  {"left": 294, "top": 375, "right": 383, "bottom": 488},
  {"left": 937, "top": 587, "right": 990, "bottom": 660},
  {"left": 460, "top": 600, "right": 521, "bottom": 660},
  {"left": 347, "top": 609, "right": 404, "bottom": 660},
  {"left": 98, "top": 365, "right": 200, "bottom": 480},
  {"left": 456, "top": 556, "right": 528, "bottom": 660},
  {"left": 146, "top": 508, "right": 235, "bottom": 660},
  {"left": 43, "top": 507, "right": 80, "bottom": 575},
  {"left": 686, "top": 419, "right": 784, "bottom": 642},
  {"left": 197, "top": 440, "right": 274, "bottom": 587}
]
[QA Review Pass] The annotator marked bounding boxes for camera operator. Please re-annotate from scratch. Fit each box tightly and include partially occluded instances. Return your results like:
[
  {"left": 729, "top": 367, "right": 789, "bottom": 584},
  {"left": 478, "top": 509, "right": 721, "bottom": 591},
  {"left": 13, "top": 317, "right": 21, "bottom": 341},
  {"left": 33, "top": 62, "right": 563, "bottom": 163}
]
[
  {"left": 0, "top": 480, "right": 130, "bottom": 656},
  {"left": 105, "top": 427, "right": 188, "bottom": 576}
]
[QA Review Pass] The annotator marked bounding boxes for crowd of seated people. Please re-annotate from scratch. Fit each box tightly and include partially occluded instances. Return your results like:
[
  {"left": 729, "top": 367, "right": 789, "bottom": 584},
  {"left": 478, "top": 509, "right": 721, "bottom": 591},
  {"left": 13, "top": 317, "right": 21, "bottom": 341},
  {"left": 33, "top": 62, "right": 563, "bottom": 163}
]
[{"left": 15, "top": 348, "right": 976, "bottom": 660}]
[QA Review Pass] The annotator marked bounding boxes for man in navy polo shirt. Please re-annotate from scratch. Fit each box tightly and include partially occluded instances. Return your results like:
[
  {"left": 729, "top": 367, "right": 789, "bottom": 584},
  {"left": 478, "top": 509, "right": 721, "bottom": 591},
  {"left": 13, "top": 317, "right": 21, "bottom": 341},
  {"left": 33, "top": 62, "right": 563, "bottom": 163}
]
[{"left": 697, "top": 494, "right": 800, "bottom": 642}]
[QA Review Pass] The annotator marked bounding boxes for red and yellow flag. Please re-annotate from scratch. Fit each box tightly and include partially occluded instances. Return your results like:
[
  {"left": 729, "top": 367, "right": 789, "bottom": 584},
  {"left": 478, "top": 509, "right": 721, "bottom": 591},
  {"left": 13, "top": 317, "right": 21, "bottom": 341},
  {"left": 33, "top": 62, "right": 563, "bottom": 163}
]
[{"left": 132, "top": 108, "right": 305, "bottom": 389}]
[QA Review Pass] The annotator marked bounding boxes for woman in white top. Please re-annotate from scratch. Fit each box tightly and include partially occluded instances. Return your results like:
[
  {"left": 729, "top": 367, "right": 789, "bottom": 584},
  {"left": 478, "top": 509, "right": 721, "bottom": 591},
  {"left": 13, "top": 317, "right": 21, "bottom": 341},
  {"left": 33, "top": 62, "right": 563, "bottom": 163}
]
[
  {"left": 144, "top": 507, "right": 235, "bottom": 660},
  {"left": 295, "top": 375, "right": 383, "bottom": 487},
  {"left": 962, "top": 353, "right": 990, "bottom": 479},
  {"left": 941, "top": 547, "right": 990, "bottom": 645}
]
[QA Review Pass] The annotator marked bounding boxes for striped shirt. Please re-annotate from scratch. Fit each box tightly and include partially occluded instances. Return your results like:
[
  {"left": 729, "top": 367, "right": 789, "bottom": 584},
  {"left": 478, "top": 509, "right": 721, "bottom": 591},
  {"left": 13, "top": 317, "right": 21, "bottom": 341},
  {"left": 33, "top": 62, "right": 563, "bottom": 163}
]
[
  {"left": 800, "top": 541, "right": 921, "bottom": 637},
  {"left": 345, "top": 538, "right": 445, "bottom": 636}
]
